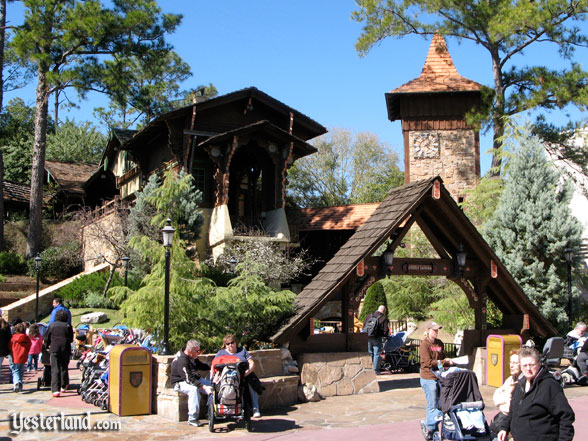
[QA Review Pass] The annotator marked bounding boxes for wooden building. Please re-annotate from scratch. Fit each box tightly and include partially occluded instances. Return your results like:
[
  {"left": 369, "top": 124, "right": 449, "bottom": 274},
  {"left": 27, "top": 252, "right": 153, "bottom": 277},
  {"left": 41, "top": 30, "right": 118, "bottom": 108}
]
[
  {"left": 272, "top": 177, "right": 556, "bottom": 356},
  {"left": 91, "top": 87, "right": 326, "bottom": 260}
]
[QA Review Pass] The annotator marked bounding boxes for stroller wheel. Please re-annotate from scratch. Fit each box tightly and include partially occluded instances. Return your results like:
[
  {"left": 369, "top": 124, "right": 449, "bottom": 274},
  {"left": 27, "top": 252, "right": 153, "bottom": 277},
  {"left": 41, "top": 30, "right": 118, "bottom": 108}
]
[
  {"left": 208, "top": 401, "right": 215, "bottom": 432},
  {"left": 432, "top": 431, "right": 442, "bottom": 441},
  {"left": 37, "top": 377, "right": 42, "bottom": 390},
  {"left": 101, "top": 399, "right": 108, "bottom": 411}
]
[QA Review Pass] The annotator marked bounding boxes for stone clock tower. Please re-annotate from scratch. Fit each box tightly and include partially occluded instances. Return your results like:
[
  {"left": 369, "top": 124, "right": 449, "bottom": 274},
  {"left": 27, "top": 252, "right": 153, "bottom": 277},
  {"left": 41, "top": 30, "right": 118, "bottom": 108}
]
[{"left": 386, "top": 34, "right": 482, "bottom": 202}]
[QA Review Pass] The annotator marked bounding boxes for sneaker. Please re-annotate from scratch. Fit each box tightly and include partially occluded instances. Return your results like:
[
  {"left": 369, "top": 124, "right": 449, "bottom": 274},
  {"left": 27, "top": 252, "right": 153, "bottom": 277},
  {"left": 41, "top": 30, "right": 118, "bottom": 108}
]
[
  {"left": 252, "top": 408, "right": 261, "bottom": 418},
  {"left": 13, "top": 385, "right": 18, "bottom": 393},
  {"left": 187, "top": 419, "right": 203, "bottom": 427},
  {"left": 18, "top": 383, "right": 23, "bottom": 393},
  {"left": 52, "top": 391, "right": 60, "bottom": 397},
  {"left": 420, "top": 420, "right": 434, "bottom": 441},
  {"left": 60, "top": 388, "right": 66, "bottom": 393}
]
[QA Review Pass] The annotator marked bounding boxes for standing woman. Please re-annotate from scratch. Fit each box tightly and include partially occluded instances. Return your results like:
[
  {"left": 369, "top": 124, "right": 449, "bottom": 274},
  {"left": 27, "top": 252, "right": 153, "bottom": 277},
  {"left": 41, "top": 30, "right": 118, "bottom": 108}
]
[
  {"left": 10, "top": 323, "right": 31, "bottom": 392},
  {"left": 419, "top": 322, "right": 449, "bottom": 440},
  {"left": 0, "top": 318, "right": 11, "bottom": 381},
  {"left": 45, "top": 310, "right": 73, "bottom": 397},
  {"left": 497, "top": 347, "right": 574, "bottom": 441},
  {"left": 216, "top": 334, "right": 261, "bottom": 418},
  {"left": 490, "top": 349, "right": 521, "bottom": 437}
]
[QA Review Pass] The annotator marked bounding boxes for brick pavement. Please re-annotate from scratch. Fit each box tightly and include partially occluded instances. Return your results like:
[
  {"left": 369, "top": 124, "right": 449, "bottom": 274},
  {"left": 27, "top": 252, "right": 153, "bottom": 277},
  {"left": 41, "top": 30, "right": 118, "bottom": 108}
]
[{"left": 1, "top": 361, "right": 588, "bottom": 440}]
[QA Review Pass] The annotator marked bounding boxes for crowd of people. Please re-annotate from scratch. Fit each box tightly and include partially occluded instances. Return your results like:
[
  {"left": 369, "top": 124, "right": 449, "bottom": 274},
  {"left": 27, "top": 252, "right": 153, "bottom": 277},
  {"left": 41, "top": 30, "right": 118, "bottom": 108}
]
[{"left": 0, "top": 297, "right": 72, "bottom": 395}]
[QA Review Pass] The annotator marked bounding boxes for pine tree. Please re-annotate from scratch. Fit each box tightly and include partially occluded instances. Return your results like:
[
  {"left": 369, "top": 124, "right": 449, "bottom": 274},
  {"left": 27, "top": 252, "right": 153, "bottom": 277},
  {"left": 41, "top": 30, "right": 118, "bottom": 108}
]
[
  {"left": 484, "top": 136, "right": 583, "bottom": 330},
  {"left": 359, "top": 281, "right": 388, "bottom": 322}
]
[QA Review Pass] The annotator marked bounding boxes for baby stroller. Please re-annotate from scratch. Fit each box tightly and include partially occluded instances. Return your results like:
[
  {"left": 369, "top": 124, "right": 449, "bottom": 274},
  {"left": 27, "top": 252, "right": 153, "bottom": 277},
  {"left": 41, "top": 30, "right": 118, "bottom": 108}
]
[
  {"left": 381, "top": 331, "right": 417, "bottom": 373},
  {"left": 208, "top": 355, "right": 253, "bottom": 433},
  {"left": 431, "top": 369, "right": 492, "bottom": 441}
]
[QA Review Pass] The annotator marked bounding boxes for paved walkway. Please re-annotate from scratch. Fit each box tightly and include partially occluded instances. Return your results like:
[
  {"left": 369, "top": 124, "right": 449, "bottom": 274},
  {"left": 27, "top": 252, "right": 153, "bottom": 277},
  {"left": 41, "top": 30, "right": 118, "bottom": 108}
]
[{"left": 1, "top": 362, "right": 588, "bottom": 440}]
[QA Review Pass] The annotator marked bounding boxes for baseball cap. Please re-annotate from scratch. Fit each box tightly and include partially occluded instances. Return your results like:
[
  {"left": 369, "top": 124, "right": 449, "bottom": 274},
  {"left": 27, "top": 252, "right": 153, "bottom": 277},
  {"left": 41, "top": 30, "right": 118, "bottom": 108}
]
[{"left": 428, "top": 322, "right": 442, "bottom": 330}]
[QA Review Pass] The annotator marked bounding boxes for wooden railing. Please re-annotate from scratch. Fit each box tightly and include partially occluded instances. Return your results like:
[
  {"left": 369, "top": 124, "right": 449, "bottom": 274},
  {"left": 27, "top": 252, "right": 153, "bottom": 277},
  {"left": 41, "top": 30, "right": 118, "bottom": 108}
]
[{"left": 408, "top": 338, "right": 459, "bottom": 364}]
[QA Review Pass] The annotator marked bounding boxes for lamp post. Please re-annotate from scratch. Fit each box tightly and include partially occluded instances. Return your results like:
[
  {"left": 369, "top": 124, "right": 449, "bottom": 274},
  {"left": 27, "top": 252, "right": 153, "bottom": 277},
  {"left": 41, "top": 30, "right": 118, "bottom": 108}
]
[
  {"left": 229, "top": 256, "right": 237, "bottom": 275},
  {"left": 565, "top": 248, "right": 574, "bottom": 328},
  {"left": 382, "top": 245, "right": 394, "bottom": 276},
  {"left": 121, "top": 255, "right": 130, "bottom": 287},
  {"left": 34, "top": 254, "right": 41, "bottom": 322},
  {"left": 161, "top": 219, "right": 175, "bottom": 356},
  {"left": 456, "top": 243, "right": 467, "bottom": 272}
]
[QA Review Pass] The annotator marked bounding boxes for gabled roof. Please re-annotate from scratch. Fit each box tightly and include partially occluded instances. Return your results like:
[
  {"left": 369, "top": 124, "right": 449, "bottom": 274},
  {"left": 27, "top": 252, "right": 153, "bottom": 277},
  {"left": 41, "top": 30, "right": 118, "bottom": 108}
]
[
  {"left": 197, "top": 120, "right": 317, "bottom": 159},
  {"left": 386, "top": 34, "right": 483, "bottom": 121},
  {"left": 288, "top": 203, "right": 380, "bottom": 231},
  {"left": 44, "top": 161, "right": 99, "bottom": 195},
  {"left": 272, "top": 177, "right": 556, "bottom": 343}
]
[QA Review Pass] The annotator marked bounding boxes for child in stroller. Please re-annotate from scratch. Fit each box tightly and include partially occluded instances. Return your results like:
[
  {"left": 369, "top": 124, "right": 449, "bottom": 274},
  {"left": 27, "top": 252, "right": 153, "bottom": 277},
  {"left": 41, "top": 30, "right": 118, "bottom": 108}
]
[
  {"left": 382, "top": 331, "right": 417, "bottom": 373},
  {"left": 208, "top": 354, "right": 253, "bottom": 432},
  {"left": 428, "top": 367, "right": 492, "bottom": 441}
]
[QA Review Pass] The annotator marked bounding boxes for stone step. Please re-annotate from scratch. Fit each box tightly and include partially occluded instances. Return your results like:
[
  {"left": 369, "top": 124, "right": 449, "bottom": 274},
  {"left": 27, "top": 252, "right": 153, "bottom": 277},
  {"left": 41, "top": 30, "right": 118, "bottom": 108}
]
[{"left": 0, "top": 282, "right": 37, "bottom": 292}]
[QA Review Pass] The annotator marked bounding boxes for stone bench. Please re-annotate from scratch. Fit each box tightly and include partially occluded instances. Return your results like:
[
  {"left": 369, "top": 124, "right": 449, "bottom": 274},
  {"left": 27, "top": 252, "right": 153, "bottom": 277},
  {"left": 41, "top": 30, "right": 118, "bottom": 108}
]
[{"left": 154, "top": 349, "right": 300, "bottom": 422}]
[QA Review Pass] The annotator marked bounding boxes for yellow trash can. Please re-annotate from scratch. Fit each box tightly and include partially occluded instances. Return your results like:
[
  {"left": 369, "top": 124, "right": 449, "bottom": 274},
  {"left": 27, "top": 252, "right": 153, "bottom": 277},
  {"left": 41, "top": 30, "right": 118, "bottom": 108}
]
[
  {"left": 486, "top": 334, "right": 522, "bottom": 387},
  {"left": 109, "top": 344, "right": 152, "bottom": 416}
]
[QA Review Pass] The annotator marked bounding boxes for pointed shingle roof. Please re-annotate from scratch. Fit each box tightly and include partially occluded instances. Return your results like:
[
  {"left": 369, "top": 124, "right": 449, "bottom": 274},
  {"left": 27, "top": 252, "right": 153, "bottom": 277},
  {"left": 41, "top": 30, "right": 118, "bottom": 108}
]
[{"left": 390, "top": 34, "right": 482, "bottom": 94}]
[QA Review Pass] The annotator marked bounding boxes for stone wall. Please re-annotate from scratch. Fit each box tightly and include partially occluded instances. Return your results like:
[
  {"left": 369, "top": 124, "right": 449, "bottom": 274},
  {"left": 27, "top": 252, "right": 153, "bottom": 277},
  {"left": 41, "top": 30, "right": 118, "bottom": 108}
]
[
  {"left": 408, "top": 129, "right": 478, "bottom": 200},
  {"left": 1, "top": 263, "right": 110, "bottom": 322},
  {"left": 299, "top": 352, "right": 379, "bottom": 397}
]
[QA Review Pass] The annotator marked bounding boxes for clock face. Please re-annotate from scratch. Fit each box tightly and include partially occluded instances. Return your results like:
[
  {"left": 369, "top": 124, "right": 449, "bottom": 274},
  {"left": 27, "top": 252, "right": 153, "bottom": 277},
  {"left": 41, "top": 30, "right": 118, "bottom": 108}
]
[{"left": 411, "top": 131, "right": 440, "bottom": 159}]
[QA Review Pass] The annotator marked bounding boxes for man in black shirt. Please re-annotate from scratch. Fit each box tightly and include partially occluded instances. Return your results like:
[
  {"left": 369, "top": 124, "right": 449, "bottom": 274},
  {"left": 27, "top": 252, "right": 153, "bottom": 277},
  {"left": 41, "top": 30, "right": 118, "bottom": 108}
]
[
  {"left": 170, "top": 340, "right": 212, "bottom": 427},
  {"left": 363, "top": 305, "right": 389, "bottom": 375}
]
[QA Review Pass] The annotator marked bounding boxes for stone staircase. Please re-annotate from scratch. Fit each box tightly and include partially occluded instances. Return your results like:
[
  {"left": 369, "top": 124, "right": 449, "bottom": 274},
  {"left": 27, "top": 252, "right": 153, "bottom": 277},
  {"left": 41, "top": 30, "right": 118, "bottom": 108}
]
[
  {"left": 0, "top": 279, "right": 40, "bottom": 307},
  {"left": 1, "top": 263, "right": 110, "bottom": 322}
]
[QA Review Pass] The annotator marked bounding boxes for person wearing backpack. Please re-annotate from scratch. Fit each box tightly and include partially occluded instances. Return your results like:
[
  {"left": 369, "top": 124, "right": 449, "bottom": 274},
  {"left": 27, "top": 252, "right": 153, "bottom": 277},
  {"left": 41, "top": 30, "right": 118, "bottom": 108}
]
[
  {"left": 170, "top": 339, "right": 213, "bottom": 427},
  {"left": 363, "top": 305, "right": 389, "bottom": 375}
]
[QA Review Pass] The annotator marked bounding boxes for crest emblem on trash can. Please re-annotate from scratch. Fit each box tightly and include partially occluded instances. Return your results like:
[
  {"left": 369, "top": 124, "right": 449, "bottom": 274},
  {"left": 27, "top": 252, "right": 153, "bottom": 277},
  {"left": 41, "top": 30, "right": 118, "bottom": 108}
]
[
  {"left": 491, "top": 353, "right": 498, "bottom": 366},
  {"left": 130, "top": 371, "right": 143, "bottom": 387}
]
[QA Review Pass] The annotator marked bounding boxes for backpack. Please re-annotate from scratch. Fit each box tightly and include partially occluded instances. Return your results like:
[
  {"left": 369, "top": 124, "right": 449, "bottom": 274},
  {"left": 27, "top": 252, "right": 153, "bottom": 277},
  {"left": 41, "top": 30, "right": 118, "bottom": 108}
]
[
  {"left": 217, "top": 364, "right": 240, "bottom": 405},
  {"left": 364, "top": 315, "right": 380, "bottom": 337}
]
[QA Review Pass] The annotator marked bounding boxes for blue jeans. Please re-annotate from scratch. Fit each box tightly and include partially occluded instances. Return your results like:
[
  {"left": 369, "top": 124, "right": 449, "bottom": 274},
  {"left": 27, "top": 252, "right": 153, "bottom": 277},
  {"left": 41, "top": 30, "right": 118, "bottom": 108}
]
[
  {"left": 12, "top": 363, "right": 25, "bottom": 387},
  {"left": 420, "top": 377, "right": 442, "bottom": 431},
  {"left": 368, "top": 337, "right": 383, "bottom": 373},
  {"left": 27, "top": 354, "right": 39, "bottom": 371}
]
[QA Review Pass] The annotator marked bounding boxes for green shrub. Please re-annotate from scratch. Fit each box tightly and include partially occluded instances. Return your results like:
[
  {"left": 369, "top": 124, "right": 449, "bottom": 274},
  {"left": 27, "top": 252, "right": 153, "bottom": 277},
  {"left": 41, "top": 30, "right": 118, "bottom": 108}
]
[
  {"left": 55, "top": 271, "right": 126, "bottom": 307},
  {"left": 84, "top": 291, "right": 114, "bottom": 309},
  {"left": 28, "top": 241, "right": 83, "bottom": 280},
  {"left": 359, "top": 281, "right": 388, "bottom": 322},
  {"left": 0, "top": 252, "right": 27, "bottom": 274}
]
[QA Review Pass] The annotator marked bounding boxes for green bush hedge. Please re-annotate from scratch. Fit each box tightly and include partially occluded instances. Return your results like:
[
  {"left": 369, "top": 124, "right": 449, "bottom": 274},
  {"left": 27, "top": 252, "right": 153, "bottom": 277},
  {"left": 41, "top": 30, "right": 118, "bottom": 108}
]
[
  {"left": 0, "top": 252, "right": 27, "bottom": 275},
  {"left": 56, "top": 271, "right": 131, "bottom": 308},
  {"left": 28, "top": 241, "right": 83, "bottom": 280}
]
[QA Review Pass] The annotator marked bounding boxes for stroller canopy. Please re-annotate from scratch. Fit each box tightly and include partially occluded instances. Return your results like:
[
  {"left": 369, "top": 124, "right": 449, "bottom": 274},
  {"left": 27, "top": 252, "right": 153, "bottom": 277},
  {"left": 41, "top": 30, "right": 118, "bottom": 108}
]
[{"left": 439, "top": 370, "right": 484, "bottom": 414}]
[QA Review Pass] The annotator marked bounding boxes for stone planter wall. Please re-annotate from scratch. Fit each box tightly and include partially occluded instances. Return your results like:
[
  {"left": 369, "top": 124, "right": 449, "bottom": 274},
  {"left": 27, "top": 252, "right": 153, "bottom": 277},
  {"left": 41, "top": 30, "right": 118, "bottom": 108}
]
[
  {"left": 154, "top": 348, "right": 299, "bottom": 422},
  {"left": 299, "top": 352, "right": 379, "bottom": 397}
]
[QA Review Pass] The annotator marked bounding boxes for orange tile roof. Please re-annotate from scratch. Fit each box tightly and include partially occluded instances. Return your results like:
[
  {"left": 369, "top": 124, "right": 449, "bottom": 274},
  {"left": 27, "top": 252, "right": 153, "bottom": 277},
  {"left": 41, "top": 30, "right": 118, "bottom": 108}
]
[
  {"left": 289, "top": 203, "right": 380, "bottom": 231},
  {"left": 389, "top": 34, "right": 482, "bottom": 94}
]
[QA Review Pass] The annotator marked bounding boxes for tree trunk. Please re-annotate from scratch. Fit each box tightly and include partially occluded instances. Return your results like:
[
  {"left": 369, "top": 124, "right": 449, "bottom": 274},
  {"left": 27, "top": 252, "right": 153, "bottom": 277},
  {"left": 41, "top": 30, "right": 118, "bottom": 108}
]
[
  {"left": 489, "top": 48, "right": 506, "bottom": 177},
  {"left": 0, "top": 150, "right": 4, "bottom": 251},
  {"left": 54, "top": 89, "right": 59, "bottom": 133},
  {"left": 102, "top": 265, "right": 116, "bottom": 298},
  {"left": 27, "top": 68, "right": 50, "bottom": 258}
]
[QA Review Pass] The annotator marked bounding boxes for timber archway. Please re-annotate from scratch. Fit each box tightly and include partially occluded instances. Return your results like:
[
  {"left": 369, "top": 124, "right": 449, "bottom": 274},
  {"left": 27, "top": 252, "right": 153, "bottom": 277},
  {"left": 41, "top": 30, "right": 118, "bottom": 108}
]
[{"left": 272, "top": 177, "right": 556, "bottom": 356}]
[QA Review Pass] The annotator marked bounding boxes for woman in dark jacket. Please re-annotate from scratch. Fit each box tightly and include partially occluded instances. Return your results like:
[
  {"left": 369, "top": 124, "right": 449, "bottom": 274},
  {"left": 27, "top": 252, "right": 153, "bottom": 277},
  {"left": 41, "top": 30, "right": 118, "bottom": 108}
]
[
  {"left": 497, "top": 347, "right": 574, "bottom": 441},
  {"left": 44, "top": 309, "right": 73, "bottom": 397},
  {"left": 0, "top": 318, "right": 12, "bottom": 383}
]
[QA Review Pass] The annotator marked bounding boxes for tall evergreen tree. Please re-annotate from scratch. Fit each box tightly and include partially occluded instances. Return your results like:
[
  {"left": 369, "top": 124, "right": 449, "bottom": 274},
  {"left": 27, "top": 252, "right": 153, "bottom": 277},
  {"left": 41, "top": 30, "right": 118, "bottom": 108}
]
[
  {"left": 484, "top": 135, "right": 583, "bottom": 330},
  {"left": 11, "top": 0, "right": 182, "bottom": 258}
]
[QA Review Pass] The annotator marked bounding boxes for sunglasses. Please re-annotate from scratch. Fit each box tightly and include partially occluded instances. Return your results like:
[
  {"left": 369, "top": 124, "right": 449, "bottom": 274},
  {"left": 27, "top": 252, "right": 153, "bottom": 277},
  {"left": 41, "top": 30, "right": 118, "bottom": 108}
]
[{"left": 226, "top": 341, "right": 236, "bottom": 345}]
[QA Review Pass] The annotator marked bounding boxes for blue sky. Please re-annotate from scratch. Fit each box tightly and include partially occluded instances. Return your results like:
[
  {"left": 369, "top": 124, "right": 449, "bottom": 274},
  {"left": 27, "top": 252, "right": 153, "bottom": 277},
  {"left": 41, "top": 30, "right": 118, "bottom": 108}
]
[{"left": 5, "top": 1, "right": 588, "bottom": 175}]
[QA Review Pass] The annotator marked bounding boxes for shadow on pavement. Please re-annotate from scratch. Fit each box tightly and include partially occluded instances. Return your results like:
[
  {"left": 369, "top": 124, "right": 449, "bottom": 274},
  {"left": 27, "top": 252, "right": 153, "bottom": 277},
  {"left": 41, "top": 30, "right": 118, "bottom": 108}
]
[{"left": 378, "top": 377, "right": 420, "bottom": 392}]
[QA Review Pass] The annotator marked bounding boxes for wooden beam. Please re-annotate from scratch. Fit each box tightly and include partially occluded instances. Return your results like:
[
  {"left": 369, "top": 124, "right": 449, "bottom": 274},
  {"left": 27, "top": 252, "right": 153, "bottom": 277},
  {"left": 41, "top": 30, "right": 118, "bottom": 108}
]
[{"left": 384, "top": 257, "right": 453, "bottom": 276}]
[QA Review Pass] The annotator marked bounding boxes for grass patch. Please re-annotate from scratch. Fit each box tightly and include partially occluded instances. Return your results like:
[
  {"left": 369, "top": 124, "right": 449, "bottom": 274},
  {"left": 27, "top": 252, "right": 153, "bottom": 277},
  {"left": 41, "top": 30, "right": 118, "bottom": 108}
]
[{"left": 39, "top": 307, "right": 124, "bottom": 329}]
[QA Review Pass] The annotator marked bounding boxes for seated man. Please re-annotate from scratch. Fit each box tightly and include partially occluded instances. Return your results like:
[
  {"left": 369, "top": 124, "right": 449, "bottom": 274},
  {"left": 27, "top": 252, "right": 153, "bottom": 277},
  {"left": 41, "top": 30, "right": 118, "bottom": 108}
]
[
  {"left": 566, "top": 321, "right": 587, "bottom": 352},
  {"left": 170, "top": 339, "right": 213, "bottom": 427}
]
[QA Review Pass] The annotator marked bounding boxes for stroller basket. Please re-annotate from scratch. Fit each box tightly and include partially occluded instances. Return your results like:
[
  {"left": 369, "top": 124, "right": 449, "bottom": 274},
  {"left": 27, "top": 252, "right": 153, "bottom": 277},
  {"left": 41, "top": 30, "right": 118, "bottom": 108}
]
[{"left": 452, "top": 401, "right": 484, "bottom": 411}]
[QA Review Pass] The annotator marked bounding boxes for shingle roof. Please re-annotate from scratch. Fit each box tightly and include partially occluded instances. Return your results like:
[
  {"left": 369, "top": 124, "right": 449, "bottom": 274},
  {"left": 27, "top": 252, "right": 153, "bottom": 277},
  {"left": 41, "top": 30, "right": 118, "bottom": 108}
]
[
  {"left": 273, "top": 178, "right": 434, "bottom": 342},
  {"left": 288, "top": 203, "right": 380, "bottom": 231},
  {"left": 45, "top": 161, "right": 99, "bottom": 195},
  {"left": 273, "top": 177, "right": 557, "bottom": 343},
  {"left": 389, "top": 34, "right": 483, "bottom": 94},
  {"left": 2, "top": 180, "right": 30, "bottom": 203}
]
